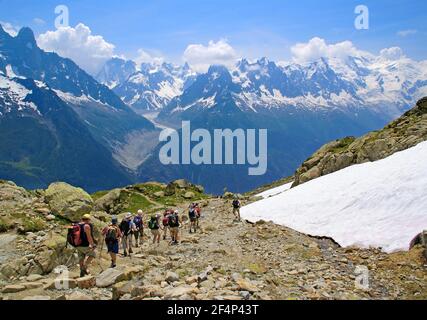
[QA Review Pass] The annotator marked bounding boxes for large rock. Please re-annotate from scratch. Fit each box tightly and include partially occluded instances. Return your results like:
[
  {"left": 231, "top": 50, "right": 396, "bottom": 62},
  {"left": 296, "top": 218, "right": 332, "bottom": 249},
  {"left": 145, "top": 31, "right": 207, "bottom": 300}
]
[
  {"left": 2, "top": 284, "right": 26, "bottom": 293},
  {"left": 0, "top": 180, "right": 32, "bottom": 213},
  {"left": 94, "top": 188, "right": 122, "bottom": 215},
  {"left": 96, "top": 266, "right": 144, "bottom": 289},
  {"left": 45, "top": 183, "right": 93, "bottom": 222},
  {"left": 164, "top": 285, "right": 199, "bottom": 299},
  {"left": 77, "top": 276, "right": 96, "bottom": 289}
]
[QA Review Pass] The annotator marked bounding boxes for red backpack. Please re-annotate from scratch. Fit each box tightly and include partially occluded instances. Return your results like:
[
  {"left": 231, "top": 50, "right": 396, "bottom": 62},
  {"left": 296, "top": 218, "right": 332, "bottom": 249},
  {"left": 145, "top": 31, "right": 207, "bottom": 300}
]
[
  {"left": 162, "top": 215, "right": 170, "bottom": 227},
  {"left": 67, "top": 223, "right": 83, "bottom": 247}
]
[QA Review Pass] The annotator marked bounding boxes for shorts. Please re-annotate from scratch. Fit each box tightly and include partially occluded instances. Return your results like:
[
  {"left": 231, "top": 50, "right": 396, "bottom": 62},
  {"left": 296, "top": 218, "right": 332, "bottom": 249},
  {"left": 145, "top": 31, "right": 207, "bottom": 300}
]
[
  {"left": 151, "top": 229, "right": 160, "bottom": 236},
  {"left": 170, "top": 227, "right": 179, "bottom": 233},
  {"left": 189, "top": 216, "right": 197, "bottom": 222},
  {"left": 77, "top": 246, "right": 96, "bottom": 260},
  {"left": 106, "top": 241, "right": 119, "bottom": 254}
]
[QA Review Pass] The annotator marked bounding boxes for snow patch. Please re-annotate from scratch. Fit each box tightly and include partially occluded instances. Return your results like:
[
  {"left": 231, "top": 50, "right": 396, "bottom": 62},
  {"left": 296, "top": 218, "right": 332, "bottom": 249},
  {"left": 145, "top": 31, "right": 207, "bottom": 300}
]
[{"left": 242, "top": 142, "right": 427, "bottom": 253}]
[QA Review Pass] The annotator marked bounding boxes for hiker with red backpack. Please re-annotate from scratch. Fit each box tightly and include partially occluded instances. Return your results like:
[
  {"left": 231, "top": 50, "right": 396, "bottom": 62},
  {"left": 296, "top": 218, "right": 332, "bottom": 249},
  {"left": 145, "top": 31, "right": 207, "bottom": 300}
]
[
  {"left": 162, "top": 210, "right": 172, "bottom": 240},
  {"left": 133, "top": 210, "right": 145, "bottom": 247},
  {"left": 67, "top": 214, "right": 97, "bottom": 277},
  {"left": 102, "top": 216, "right": 122, "bottom": 268},
  {"left": 120, "top": 213, "right": 137, "bottom": 257}
]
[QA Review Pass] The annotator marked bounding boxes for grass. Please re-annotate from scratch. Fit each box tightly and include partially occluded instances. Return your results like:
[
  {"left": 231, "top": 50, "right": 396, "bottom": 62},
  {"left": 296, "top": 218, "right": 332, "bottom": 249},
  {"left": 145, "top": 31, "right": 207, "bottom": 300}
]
[
  {"left": 91, "top": 190, "right": 109, "bottom": 201},
  {"left": 20, "top": 217, "right": 47, "bottom": 234},
  {"left": 123, "top": 193, "right": 155, "bottom": 213},
  {"left": 0, "top": 216, "right": 14, "bottom": 232},
  {"left": 329, "top": 136, "right": 356, "bottom": 154}
]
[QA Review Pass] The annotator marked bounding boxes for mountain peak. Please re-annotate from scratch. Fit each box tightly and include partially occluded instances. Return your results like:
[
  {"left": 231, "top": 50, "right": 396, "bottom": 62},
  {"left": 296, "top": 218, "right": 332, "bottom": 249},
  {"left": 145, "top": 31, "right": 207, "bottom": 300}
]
[{"left": 16, "top": 27, "right": 37, "bottom": 47}]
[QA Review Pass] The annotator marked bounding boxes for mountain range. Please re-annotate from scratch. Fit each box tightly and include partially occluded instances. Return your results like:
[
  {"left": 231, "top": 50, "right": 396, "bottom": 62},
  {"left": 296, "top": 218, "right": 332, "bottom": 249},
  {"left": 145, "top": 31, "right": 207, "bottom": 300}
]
[
  {"left": 97, "top": 52, "right": 427, "bottom": 193},
  {"left": 1, "top": 24, "right": 426, "bottom": 194}
]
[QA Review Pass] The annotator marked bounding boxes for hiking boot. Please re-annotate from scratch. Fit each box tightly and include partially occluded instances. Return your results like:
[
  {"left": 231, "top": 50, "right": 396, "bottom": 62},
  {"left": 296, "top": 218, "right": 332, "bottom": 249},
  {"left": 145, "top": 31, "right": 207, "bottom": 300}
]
[
  {"left": 123, "top": 251, "right": 128, "bottom": 257},
  {"left": 129, "top": 248, "right": 133, "bottom": 254},
  {"left": 80, "top": 269, "right": 88, "bottom": 277}
]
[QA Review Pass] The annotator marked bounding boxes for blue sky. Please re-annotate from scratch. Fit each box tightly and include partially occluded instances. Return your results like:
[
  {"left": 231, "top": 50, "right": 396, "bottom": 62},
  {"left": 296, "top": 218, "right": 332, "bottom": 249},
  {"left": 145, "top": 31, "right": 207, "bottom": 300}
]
[{"left": 1, "top": 0, "right": 426, "bottom": 66}]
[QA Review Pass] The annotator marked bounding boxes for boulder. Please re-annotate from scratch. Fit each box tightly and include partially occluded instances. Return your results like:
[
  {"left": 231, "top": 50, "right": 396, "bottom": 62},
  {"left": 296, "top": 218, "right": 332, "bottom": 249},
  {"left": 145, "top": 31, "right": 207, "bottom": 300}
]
[
  {"left": 94, "top": 188, "right": 122, "bottom": 215},
  {"left": 2, "top": 284, "right": 26, "bottom": 293},
  {"left": 96, "top": 266, "right": 143, "bottom": 288},
  {"left": 166, "top": 271, "right": 180, "bottom": 283},
  {"left": 26, "top": 274, "right": 44, "bottom": 282},
  {"left": 77, "top": 276, "right": 96, "bottom": 289},
  {"left": 183, "top": 192, "right": 195, "bottom": 199},
  {"left": 113, "top": 280, "right": 142, "bottom": 300},
  {"left": 45, "top": 182, "right": 93, "bottom": 222},
  {"left": 0, "top": 181, "right": 32, "bottom": 214},
  {"left": 164, "top": 285, "right": 199, "bottom": 299},
  {"left": 153, "top": 191, "right": 165, "bottom": 198},
  {"left": 235, "top": 279, "right": 259, "bottom": 293}
]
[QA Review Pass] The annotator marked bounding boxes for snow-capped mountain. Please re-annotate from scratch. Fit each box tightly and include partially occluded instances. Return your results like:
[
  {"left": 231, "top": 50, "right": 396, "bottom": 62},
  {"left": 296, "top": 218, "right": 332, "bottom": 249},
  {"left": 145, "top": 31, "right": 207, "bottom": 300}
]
[
  {"left": 97, "top": 58, "right": 196, "bottom": 112},
  {"left": 99, "top": 51, "right": 427, "bottom": 121},
  {"left": 0, "top": 24, "right": 157, "bottom": 191},
  {"left": 159, "top": 55, "right": 427, "bottom": 122}
]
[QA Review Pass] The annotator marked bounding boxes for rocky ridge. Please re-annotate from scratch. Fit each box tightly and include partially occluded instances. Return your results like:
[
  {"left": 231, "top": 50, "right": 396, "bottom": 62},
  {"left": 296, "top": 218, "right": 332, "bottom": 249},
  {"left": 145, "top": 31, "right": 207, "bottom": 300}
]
[{"left": 293, "top": 97, "right": 427, "bottom": 187}]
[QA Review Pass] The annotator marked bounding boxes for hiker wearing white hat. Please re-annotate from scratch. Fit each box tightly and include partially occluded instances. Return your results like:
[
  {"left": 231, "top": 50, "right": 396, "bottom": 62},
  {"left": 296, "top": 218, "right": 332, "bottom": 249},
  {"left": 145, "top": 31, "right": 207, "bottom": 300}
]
[{"left": 119, "top": 212, "right": 137, "bottom": 257}]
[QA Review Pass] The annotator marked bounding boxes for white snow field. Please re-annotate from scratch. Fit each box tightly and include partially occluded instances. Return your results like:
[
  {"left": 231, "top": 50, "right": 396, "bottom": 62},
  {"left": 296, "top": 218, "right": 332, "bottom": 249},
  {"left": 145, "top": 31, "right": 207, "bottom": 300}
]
[
  {"left": 242, "top": 141, "right": 427, "bottom": 253},
  {"left": 255, "top": 182, "right": 293, "bottom": 199}
]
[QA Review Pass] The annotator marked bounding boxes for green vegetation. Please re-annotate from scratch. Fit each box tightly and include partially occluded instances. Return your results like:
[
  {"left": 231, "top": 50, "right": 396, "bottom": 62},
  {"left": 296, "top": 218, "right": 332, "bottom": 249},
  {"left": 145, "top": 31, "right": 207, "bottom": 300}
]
[
  {"left": 20, "top": 216, "right": 47, "bottom": 234},
  {"left": 329, "top": 136, "right": 356, "bottom": 153},
  {"left": 0, "top": 216, "right": 14, "bottom": 233},
  {"left": 91, "top": 190, "right": 109, "bottom": 201},
  {"left": 123, "top": 192, "right": 155, "bottom": 213}
]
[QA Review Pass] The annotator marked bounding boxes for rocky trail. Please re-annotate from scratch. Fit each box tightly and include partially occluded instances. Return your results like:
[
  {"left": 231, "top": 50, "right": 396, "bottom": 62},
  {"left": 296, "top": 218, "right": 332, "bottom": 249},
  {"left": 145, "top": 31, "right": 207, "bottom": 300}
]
[{"left": 0, "top": 195, "right": 426, "bottom": 301}]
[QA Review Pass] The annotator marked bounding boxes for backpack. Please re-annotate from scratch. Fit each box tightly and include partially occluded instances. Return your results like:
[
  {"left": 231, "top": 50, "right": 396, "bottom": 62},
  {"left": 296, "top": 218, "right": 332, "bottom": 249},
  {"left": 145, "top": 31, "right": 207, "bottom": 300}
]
[
  {"left": 168, "top": 213, "right": 179, "bottom": 228},
  {"left": 67, "top": 223, "right": 83, "bottom": 247},
  {"left": 195, "top": 207, "right": 201, "bottom": 218},
  {"left": 232, "top": 200, "right": 240, "bottom": 208},
  {"left": 162, "top": 215, "right": 170, "bottom": 227},
  {"left": 148, "top": 217, "right": 158, "bottom": 230},
  {"left": 105, "top": 226, "right": 118, "bottom": 243},
  {"left": 120, "top": 220, "right": 131, "bottom": 235},
  {"left": 134, "top": 216, "right": 143, "bottom": 229}
]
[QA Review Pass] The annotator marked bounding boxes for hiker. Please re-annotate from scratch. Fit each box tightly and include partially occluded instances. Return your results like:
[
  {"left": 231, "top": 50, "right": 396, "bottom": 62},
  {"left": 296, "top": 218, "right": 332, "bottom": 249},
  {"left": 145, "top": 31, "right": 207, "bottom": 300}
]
[
  {"left": 169, "top": 210, "right": 181, "bottom": 245},
  {"left": 76, "top": 214, "right": 96, "bottom": 277},
  {"left": 188, "top": 203, "right": 197, "bottom": 233},
  {"left": 162, "top": 210, "right": 172, "bottom": 240},
  {"left": 120, "top": 213, "right": 137, "bottom": 257},
  {"left": 102, "top": 216, "right": 122, "bottom": 268},
  {"left": 232, "top": 197, "right": 241, "bottom": 221},
  {"left": 148, "top": 214, "right": 162, "bottom": 245},
  {"left": 133, "top": 210, "right": 145, "bottom": 247}
]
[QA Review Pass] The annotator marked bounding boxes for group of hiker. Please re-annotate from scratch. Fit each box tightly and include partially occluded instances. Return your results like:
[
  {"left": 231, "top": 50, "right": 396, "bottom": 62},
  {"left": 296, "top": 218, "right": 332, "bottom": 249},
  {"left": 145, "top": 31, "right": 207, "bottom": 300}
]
[{"left": 69, "top": 203, "right": 205, "bottom": 276}]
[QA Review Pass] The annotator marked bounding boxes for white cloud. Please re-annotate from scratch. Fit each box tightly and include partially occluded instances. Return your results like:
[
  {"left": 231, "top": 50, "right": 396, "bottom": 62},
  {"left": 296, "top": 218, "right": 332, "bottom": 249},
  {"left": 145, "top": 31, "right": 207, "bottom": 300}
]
[
  {"left": 0, "top": 21, "right": 19, "bottom": 36},
  {"left": 37, "top": 23, "right": 115, "bottom": 75},
  {"left": 183, "top": 40, "right": 239, "bottom": 72},
  {"left": 397, "top": 29, "right": 417, "bottom": 37},
  {"left": 379, "top": 47, "right": 405, "bottom": 60},
  {"left": 134, "top": 49, "right": 164, "bottom": 66},
  {"left": 33, "top": 18, "right": 46, "bottom": 26},
  {"left": 290, "top": 37, "right": 367, "bottom": 64}
]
